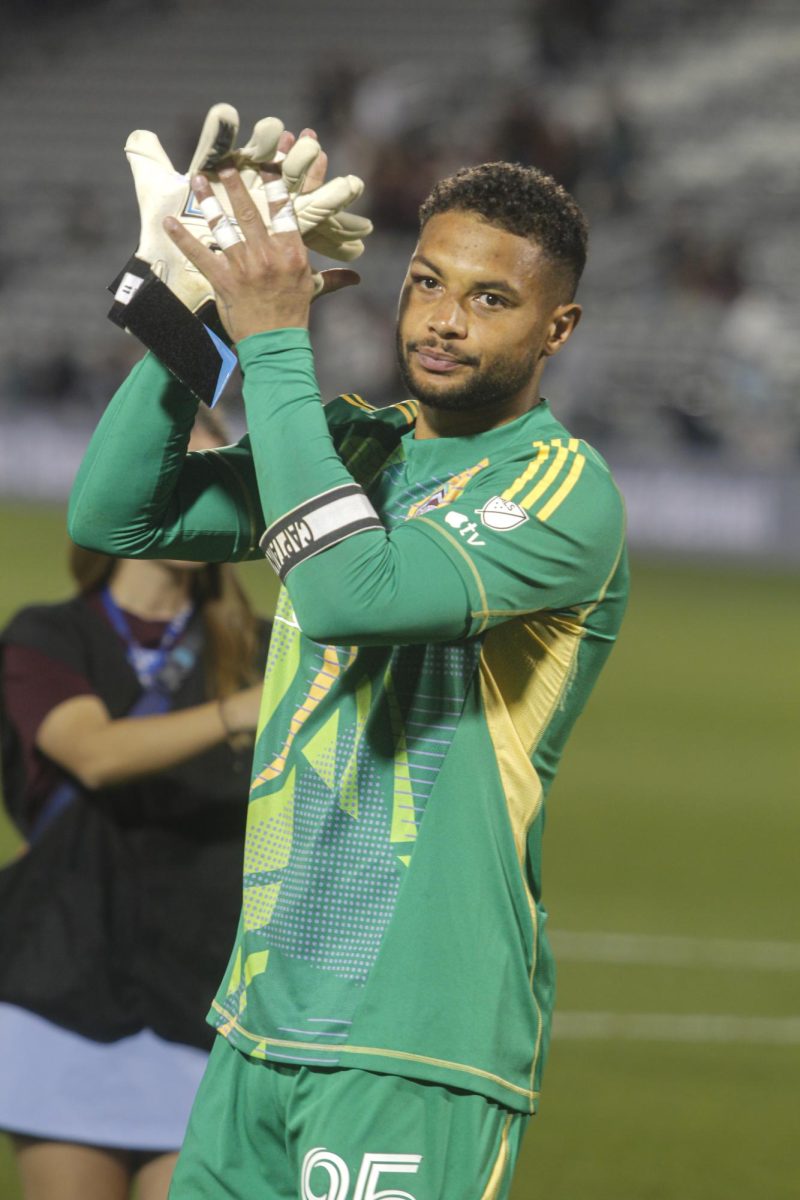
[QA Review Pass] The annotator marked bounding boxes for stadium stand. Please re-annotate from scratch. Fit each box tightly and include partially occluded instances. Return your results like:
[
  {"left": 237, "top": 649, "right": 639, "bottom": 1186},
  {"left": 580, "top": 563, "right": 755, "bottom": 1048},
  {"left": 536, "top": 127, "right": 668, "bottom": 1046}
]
[{"left": 0, "top": 0, "right": 798, "bottom": 511}]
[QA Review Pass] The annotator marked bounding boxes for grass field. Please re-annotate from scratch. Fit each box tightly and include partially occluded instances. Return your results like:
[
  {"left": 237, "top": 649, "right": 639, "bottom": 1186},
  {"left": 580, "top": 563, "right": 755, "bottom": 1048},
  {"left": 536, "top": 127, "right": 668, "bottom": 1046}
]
[{"left": 0, "top": 502, "right": 797, "bottom": 1199}]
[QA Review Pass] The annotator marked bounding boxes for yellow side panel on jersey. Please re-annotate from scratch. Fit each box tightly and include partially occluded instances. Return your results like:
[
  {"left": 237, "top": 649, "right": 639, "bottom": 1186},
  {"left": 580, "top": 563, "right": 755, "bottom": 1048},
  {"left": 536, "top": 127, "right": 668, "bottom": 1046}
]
[
  {"left": 481, "top": 612, "right": 585, "bottom": 774},
  {"left": 479, "top": 612, "right": 585, "bottom": 1093}
]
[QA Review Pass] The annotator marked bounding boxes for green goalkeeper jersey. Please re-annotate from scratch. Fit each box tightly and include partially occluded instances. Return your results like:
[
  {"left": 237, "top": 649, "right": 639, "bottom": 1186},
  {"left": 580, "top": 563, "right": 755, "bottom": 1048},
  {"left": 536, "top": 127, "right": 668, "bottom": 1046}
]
[{"left": 69, "top": 330, "right": 628, "bottom": 1114}]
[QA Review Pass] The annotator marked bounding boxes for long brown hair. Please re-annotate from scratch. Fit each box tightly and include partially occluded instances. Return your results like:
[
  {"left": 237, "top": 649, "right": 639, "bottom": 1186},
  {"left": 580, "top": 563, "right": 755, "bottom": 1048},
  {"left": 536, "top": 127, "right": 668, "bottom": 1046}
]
[{"left": 68, "top": 406, "right": 263, "bottom": 698}]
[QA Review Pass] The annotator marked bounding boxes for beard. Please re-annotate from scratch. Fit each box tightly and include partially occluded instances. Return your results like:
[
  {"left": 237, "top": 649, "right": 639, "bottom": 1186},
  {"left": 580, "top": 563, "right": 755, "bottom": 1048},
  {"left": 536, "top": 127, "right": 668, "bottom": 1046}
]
[{"left": 395, "top": 329, "right": 537, "bottom": 413}]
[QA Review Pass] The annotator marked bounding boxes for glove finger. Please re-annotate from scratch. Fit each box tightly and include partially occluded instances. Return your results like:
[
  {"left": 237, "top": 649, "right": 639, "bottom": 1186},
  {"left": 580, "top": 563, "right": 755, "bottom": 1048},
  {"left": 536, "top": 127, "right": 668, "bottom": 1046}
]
[
  {"left": 187, "top": 102, "right": 240, "bottom": 176},
  {"left": 237, "top": 116, "right": 285, "bottom": 166},
  {"left": 125, "top": 129, "right": 176, "bottom": 172},
  {"left": 282, "top": 136, "right": 321, "bottom": 194},
  {"left": 304, "top": 230, "right": 366, "bottom": 262},
  {"left": 321, "top": 212, "right": 374, "bottom": 237},
  {"left": 304, "top": 218, "right": 366, "bottom": 246},
  {"left": 294, "top": 175, "right": 365, "bottom": 228}
]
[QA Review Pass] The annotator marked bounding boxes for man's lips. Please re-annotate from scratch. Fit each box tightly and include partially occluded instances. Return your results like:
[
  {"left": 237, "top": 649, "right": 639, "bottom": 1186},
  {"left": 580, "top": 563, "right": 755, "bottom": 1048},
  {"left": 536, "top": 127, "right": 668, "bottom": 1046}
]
[{"left": 413, "top": 347, "right": 471, "bottom": 374}]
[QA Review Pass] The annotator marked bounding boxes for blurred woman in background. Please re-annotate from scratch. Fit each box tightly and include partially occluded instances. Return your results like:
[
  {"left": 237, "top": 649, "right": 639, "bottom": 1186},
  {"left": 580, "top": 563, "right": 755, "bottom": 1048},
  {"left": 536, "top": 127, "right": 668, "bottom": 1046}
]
[{"left": 0, "top": 406, "right": 270, "bottom": 1200}]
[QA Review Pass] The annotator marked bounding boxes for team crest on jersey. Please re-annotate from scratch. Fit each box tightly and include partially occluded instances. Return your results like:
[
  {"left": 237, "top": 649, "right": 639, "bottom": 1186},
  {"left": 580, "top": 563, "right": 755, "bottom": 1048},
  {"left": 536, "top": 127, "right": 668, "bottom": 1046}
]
[
  {"left": 413, "top": 486, "right": 448, "bottom": 516},
  {"left": 475, "top": 496, "right": 529, "bottom": 531},
  {"left": 406, "top": 457, "right": 490, "bottom": 520}
]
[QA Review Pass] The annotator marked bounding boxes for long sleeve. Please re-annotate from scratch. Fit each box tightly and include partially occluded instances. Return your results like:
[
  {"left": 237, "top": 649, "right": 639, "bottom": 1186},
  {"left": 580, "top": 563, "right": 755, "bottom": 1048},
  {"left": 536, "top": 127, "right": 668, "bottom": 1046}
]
[
  {"left": 68, "top": 353, "right": 263, "bottom": 562},
  {"left": 240, "top": 329, "right": 472, "bottom": 645},
  {"left": 239, "top": 330, "right": 625, "bottom": 647}
]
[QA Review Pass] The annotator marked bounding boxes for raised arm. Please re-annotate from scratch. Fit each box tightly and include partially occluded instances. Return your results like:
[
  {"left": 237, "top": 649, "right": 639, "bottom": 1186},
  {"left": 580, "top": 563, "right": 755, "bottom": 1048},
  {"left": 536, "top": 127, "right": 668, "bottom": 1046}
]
[
  {"left": 67, "top": 352, "right": 263, "bottom": 563},
  {"left": 161, "top": 170, "right": 625, "bottom": 648}
]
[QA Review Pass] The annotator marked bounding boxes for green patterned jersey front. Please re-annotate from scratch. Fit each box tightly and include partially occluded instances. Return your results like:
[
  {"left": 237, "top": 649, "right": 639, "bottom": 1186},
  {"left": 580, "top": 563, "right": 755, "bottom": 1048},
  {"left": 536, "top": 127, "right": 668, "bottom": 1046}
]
[{"left": 210, "top": 395, "right": 628, "bottom": 1114}]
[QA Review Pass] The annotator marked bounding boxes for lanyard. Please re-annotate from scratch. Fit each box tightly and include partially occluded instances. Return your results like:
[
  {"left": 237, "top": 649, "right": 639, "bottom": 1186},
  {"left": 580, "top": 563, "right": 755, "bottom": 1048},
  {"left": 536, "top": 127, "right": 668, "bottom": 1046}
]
[
  {"left": 101, "top": 585, "right": 194, "bottom": 688},
  {"left": 27, "top": 591, "right": 199, "bottom": 843}
]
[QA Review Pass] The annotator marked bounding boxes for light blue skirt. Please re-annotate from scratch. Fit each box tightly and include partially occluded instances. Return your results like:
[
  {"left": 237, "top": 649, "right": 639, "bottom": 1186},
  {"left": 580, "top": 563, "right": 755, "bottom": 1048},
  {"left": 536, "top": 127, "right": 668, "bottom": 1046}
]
[{"left": 0, "top": 1003, "right": 209, "bottom": 1151}]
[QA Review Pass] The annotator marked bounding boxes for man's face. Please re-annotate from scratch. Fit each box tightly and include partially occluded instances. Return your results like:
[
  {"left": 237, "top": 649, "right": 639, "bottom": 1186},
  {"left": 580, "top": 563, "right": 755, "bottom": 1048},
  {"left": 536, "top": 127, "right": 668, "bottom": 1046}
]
[{"left": 396, "top": 211, "right": 578, "bottom": 417}]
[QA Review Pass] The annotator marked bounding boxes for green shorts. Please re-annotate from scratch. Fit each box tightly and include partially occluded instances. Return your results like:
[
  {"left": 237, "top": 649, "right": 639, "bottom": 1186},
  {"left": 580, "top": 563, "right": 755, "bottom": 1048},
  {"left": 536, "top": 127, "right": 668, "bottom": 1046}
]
[{"left": 169, "top": 1034, "right": 528, "bottom": 1200}]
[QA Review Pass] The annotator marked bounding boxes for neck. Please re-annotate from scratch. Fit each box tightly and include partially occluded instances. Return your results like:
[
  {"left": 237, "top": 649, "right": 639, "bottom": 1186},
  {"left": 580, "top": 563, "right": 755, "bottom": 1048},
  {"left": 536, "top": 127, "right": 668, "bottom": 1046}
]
[
  {"left": 414, "top": 390, "right": 541, "bottom": 440},
  {"left": 108, "top": 560, "right": 193, "bottom": 620}
]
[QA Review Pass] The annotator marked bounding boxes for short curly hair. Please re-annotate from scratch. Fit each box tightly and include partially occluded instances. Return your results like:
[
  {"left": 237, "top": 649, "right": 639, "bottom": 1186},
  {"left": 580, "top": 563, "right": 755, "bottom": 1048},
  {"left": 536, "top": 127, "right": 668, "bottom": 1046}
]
[{"left": 419, "top": 162, "right": 588, "bottom": 298}]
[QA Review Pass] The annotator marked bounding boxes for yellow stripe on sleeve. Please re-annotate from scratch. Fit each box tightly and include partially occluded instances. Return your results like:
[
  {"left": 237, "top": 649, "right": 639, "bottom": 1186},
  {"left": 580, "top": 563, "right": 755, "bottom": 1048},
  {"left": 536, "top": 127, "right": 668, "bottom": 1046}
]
[
  {"left": 536, "top": 451, "right": 585, "bottom": 521},
  {"left": 519, "top": 441, "right": 570, "bottom": 510},
  {"left": 394, "top": 400, "right": 419, "bottom": 424},
  {"left": 501, "top": 441, "right": 549, "bottom": 502},
  {"left": 341, "top": 393, "right": 374, "bottom": 412}
]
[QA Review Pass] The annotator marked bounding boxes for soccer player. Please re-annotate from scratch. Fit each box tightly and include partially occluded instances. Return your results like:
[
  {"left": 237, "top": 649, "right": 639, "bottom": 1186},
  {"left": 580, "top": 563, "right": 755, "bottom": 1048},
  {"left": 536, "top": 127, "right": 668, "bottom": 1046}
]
[{"left": 68, "top": 159, "right": 628, "bottom": 1200}]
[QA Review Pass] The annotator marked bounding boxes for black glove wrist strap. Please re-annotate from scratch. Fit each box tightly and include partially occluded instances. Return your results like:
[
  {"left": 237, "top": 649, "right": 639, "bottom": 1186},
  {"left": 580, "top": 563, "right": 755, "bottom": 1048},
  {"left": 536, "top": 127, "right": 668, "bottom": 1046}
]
[{"left": 107, "top": 256, "right": 236, "bottom": 407}]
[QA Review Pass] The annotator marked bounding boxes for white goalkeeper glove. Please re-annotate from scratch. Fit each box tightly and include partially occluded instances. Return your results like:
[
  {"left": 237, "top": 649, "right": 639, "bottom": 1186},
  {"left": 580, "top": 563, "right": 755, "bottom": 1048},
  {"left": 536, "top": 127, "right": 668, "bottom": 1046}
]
[
  {"left": 120, "top": 103, "right": 371, "bottom": 309},
  {"left": 108, "top": 104, "right": 371, "bottom": 406},
  {"left": 236, "top": 120, "right": 372, "bottom": 263}
]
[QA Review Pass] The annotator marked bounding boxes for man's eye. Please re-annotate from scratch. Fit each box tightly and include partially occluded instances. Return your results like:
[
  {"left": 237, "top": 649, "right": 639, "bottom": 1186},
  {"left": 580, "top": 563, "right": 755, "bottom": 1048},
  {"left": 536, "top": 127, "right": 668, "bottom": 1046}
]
[
  {"left": 478, "top": 293, "right": 505, "bottom": 308},
  {"left": 414, "top": 275, "right": 439, "bottom": 290}
]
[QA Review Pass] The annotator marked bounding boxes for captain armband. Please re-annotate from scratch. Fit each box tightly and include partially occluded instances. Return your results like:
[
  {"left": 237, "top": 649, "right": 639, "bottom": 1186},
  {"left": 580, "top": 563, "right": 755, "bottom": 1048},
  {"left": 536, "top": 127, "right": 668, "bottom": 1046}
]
[{"left": 260, "top": 484, "right": 383, "bottom": 580}]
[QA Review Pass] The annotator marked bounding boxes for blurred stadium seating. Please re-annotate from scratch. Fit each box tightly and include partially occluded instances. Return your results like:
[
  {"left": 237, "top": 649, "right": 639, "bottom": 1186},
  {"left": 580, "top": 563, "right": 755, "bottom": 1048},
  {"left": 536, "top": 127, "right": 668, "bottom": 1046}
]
[{"left": 1, "top": 0, "right": 799, "bottom": 533}]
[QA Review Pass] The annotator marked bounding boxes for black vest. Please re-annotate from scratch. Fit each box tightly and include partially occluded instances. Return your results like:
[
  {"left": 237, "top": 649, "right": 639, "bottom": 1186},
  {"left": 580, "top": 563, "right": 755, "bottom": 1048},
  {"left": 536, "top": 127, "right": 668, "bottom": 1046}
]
[{"left": 0, "top": 595, "right": 268, "bottom": 1049}]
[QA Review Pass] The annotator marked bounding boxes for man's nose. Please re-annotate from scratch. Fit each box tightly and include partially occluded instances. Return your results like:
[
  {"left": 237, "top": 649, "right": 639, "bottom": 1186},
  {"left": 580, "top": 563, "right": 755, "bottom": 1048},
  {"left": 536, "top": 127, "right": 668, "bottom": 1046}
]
[{"left": 428, "top": 299, "right": 468, "bottom": 338}]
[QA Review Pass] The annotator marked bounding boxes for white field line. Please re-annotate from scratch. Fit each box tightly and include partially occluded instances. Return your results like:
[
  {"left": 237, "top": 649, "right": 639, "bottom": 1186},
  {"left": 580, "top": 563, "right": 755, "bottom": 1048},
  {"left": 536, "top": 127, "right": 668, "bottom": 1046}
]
[
  {"left": 553, "top": 1012, "right": 800, "bottom": 1046},
  {"left": 550, "top": 931, "right": 800, "bottom": 972}
]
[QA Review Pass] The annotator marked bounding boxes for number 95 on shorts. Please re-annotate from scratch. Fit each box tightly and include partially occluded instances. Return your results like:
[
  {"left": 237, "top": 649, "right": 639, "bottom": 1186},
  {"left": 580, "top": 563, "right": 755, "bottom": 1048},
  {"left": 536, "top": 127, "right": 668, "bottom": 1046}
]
[{"left": 169, "top": 1036, "right": 528, "bottom": 1200}]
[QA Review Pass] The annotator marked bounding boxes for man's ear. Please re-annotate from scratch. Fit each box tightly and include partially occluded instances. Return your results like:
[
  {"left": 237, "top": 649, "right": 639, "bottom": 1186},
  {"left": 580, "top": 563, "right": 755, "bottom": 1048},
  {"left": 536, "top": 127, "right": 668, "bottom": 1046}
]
[{"left": 543, "top": 303, "right": 582, "bottom": 357}]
